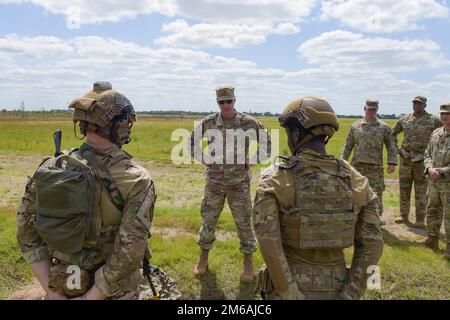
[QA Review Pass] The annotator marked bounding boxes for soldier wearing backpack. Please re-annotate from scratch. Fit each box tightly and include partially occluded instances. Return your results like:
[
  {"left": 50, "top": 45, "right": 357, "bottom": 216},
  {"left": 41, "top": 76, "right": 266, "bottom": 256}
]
[{"left": 17, "top": 82, "right": 156, "bottom": 300}]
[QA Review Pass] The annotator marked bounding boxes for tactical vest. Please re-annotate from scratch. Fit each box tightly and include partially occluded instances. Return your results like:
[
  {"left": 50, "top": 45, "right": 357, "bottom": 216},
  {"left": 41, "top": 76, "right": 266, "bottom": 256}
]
[
  {"left": 33, "top": 147, "right": 124, "bottom": 269},
  {"left": 279, "top": 157, "right": 355, "bottom": 249}
]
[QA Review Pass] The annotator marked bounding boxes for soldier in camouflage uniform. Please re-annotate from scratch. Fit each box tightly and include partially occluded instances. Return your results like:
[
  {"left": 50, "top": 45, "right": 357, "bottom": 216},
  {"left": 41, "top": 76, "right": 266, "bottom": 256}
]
[
  {"left": 420, "top": 103, "right": 450, "bottom": 259},
  {"left": 190, "top": 85, "right": 271, "bottom": 283},
  {"left": 17, "top": 82, "right": 156, "bottom": 300},
  {"left": 253, "top": 97, "right": 383, "bottom": 300},
  {"left": 342, "top": 100, "right": 397, "bottom": 217},
  {"left": 392, "top": 96, "right": 442, "bottom": 227}
]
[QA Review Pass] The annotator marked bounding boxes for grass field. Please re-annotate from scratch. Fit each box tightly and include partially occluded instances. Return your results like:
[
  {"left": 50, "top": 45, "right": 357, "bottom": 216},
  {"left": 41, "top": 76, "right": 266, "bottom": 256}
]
[{"left": 0, "top": 114, "right": 448, "bottom": 300}]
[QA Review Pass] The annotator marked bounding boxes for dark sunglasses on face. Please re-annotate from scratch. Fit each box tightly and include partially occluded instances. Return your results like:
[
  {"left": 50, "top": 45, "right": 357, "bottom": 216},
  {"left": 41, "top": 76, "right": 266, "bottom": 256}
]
[{"left": 219, "top": 100, "right": 234, "bottom": 105}]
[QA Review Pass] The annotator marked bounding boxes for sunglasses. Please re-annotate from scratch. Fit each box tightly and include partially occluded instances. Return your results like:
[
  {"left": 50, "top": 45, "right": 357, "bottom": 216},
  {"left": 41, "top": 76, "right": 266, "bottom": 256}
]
[{"left": 218, "top": 100, "right": 234, "bottom": 105}]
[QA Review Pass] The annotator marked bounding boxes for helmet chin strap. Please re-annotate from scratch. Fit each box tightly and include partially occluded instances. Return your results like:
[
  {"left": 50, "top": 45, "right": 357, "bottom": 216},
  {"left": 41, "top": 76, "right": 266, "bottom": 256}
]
[
  {"left": 289, "top": 129, "right": 315, "bottom": 155},
  {"left": 297, "top": 125, "right": 324, "bottom": 149},
  {"left": 297, "top": 133, "right": 316, "bottom": 149}
]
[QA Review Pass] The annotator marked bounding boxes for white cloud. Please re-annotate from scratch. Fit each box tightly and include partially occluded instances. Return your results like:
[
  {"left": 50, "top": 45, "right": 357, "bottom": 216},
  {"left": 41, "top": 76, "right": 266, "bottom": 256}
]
[
  {"left": 156, "top": 19, "right": 300, "bottom": 49},
  {"left": 1, "top": 33, "right": 449, "bottom": 115},
  {"left": 295, "top": 30, "right": 450, "bottom": 113},
  {"left": 0, "top": 34, "right": 295, "bottom": 111},
  {"left": 1, "top": 0, "right": 176, "bottom": 24},
  {"left": 321, "top": 0, "right": 449, "bottom": 33},
  {"left": 435, "top": 73, "right": 450, "bottom": 80},
  {"left": 0, "top": 34, "right": 74, "bottom": 59},
  {"left": 0, "top": 0, "right": 25, "bottom": 4},
  {"left": 3, "top": 0, "right": 317, "bottom": 25},
  {"left": 172, "top": 0, "right": 318, "bottom": 24},
  {"left": 298, "top": 30, "right": 449, "bottom": 72}
]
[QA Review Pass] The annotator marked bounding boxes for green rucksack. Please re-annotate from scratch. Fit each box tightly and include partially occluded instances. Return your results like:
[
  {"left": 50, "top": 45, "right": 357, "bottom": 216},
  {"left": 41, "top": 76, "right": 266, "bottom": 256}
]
[{"left": 33, "top": 153, "right": 96, "bottom": 254}]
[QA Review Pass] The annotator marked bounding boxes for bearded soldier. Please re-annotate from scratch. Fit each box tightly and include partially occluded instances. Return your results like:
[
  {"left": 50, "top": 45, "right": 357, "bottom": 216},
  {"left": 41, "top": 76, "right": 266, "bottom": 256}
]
[
  {"left": 254, "top": 97, "right": 383, "bottom": 300},
  {"left": 190, "top": 85, "right": 271, "bottom": 283},
  {"left": 420, "top": 103, "right": 450, "bottom": 259},
  {"left": 392, "top": 96, "right": 442, "bottom": 227},
  {"left": 342, "top": 100, "right": 397, "bottom": 218},
  {"left": 17, "top": 82, "right": 156, "bottom": 300}
]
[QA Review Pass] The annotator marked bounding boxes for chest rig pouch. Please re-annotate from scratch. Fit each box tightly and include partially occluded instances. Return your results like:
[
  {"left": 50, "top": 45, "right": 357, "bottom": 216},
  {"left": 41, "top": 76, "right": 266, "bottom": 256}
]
[
  {"left": 280, "top": 157, "right": 355, "bottom": 249},
  {"left": 34, "top": 153, "right": 96, "bottom": 254}
]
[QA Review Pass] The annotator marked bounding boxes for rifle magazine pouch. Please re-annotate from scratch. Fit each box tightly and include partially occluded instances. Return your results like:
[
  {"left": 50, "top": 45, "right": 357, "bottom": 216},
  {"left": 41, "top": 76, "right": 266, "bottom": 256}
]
[{"left": 34, "top": 155, "right": 96, "bottom": 254}]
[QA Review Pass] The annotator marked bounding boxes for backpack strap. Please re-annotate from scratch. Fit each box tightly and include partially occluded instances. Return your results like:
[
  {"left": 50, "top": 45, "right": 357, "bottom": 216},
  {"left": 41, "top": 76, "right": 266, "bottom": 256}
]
[{"left": 80, "top": 145, "right": 125, "bottom": 212}]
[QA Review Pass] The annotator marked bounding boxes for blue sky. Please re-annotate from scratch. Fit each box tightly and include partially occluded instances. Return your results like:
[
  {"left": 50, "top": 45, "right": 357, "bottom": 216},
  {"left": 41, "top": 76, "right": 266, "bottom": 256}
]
[{"left": 0, "top": 0, "right": 450, "bottom": 115}]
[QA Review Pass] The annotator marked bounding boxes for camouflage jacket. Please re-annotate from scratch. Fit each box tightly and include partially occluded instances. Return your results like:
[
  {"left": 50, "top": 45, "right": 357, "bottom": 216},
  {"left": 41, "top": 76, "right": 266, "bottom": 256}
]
[
  {"left": 424, "top": 127, "right": 450, "bottom": 185},
  {"left": 342, "top": 118, "right": 397, "bottom": 167},
  {"left": 392, "top": 112, "right": 442, "bottom": 162},
  {"left": 190, "top": 111, "right": 271, "bottom": 185},
  {"left": 253, "top": 150, "right": 383, "bottom": 300},
  {"left": 16, "top": 142, "right": 156, "bottom": 298}
]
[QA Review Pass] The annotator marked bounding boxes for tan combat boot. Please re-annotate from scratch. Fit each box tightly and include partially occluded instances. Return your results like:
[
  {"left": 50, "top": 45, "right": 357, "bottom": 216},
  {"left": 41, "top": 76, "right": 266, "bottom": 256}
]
[
  {"left": 395, "top": 215, "right": 409, "bottom": 224},
  {"left": 193, "top": 248, "right": 209, "bottom": 277},
  {"left": 444, "top": 244, "right": 450, "bottom": 261},
  {"left": 240, "top": 253, "right": 255, "bottom": 283},
  {"left": 418, "top": 236, "right": 439, "bottom": 251}
]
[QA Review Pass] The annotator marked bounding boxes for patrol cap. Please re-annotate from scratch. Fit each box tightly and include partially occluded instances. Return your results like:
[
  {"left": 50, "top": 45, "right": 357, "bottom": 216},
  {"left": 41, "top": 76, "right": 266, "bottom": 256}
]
[
  {"left": 365, "top": 99, "right": 379, "bottom": 109},
  {"left": 216, "top": 85, "right": 235, "bottom": 102},
  {"left": 440, "top": 103, "right": 450, "bottom": 114},
  {"left": 412, "top": 96, "right": 427, "bottom": 105}
]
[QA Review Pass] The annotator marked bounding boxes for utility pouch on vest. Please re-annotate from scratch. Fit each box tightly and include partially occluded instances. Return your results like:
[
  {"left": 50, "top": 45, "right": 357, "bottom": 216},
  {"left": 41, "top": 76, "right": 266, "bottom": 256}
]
[
  {"left": 299, "top": 213, "right": 355, "bottom": 249},
  {"left": 48, "top": 261, "right": 93, "bottom": 298},
  {"left": 34, "top": 154, "right": 95, "bottom": 254}
]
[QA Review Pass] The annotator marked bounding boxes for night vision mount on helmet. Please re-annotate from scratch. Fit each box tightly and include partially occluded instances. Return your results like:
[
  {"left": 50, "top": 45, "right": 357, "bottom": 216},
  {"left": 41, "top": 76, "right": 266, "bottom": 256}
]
[{"left": 69, "top": 82, "right": 137, "bottom": 146}]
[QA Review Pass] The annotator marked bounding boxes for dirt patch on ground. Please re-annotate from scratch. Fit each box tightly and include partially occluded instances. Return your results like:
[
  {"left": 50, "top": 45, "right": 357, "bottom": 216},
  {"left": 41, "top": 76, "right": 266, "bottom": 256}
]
[
  {"left": 382, "top": 207, "right": 427, "bottom": 242},
  {"left": 382, "top": 206, "right": 445, "bottom": 243},
  {"left": 0, "top": 176, "right": 27, "bottom": 207},
  {"left": 8, "top": 227, "right": 236, "bottom": 300},
  {"left": 0, "top": 154, "right": 206, "bottom": 209},
  {"left": 0, "top": 154, "right": 47, "bottom": 207},
  {"left": 0, "top": 154, "right": 262, "bottom": 209},
  {"left": 7, "top": 279, "right": 46, "bottom": 300},
  {"left": 153, "top": 227, "right": 234, "bottom": 242}
]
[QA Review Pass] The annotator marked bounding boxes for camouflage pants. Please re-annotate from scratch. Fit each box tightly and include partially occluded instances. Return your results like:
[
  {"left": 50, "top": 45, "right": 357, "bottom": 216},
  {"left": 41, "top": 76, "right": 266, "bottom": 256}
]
[
  {"left": 399, "top": 157, "right": 427, "bottom": 220},
  {"left": 426, "top": 181, "right": 450, "bottom": 244},
  {"left": 352, "top": 163, "right": 385, "bottom": 214},
  {"left": 198, "top": 180, "right": 257, "bottom": 254}
]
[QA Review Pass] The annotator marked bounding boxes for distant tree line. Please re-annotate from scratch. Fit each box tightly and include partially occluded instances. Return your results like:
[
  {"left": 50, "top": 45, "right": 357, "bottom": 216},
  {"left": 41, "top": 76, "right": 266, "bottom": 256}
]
[
  {"left": 1, "top": 109, "right": 70, "bottom": 114},
  {"left": 0, "top": 109, "right": 401, "bottom": 119}
]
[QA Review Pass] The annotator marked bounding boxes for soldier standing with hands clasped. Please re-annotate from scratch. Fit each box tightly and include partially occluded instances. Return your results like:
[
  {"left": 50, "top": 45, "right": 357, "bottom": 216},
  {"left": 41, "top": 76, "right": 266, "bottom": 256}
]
[
  {"left": 342, "top": 100, "right": 397, "bottom": 220},
  {"left": 419, "top": 103, "right": 450, "bottom": 259},
  {"left": 17, "top": 82, "right": 156, "bottom": 300},
  {"left": 392, "top": 96, "right": 442, "bottom": 228},
  {"left": 254, "top": 97, "right": 383, "bottom": 300}
]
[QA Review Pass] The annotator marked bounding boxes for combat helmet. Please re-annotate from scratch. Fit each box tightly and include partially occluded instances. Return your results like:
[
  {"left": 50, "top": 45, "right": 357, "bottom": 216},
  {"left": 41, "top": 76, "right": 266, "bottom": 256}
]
[
  {"left": 69, "top": 82, "right": 136, "bottom": 146},
  {"left": 279, "top": 96, "right": 339, "bottom": 145}
]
